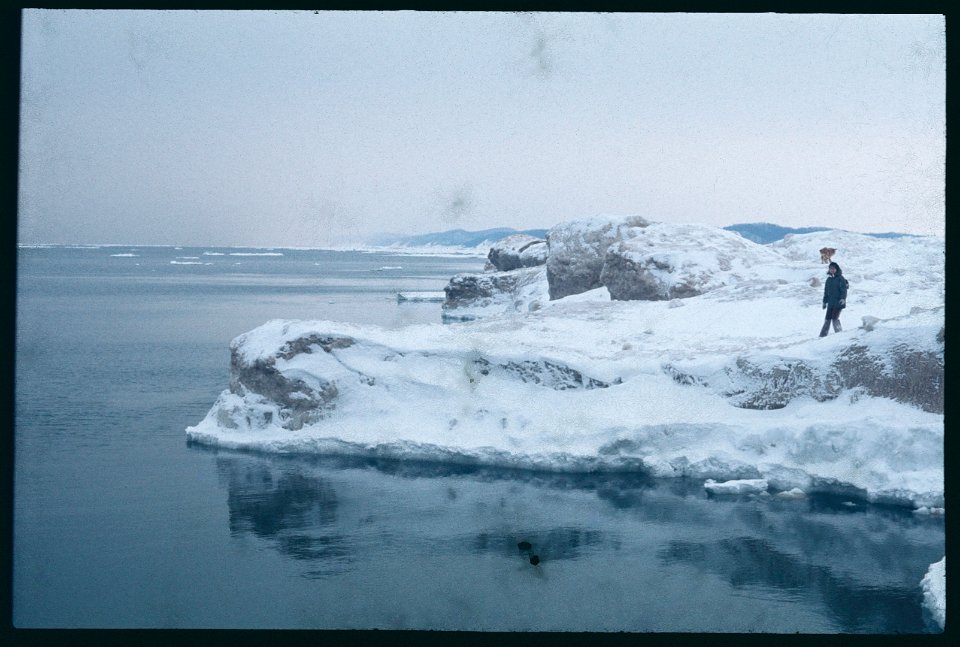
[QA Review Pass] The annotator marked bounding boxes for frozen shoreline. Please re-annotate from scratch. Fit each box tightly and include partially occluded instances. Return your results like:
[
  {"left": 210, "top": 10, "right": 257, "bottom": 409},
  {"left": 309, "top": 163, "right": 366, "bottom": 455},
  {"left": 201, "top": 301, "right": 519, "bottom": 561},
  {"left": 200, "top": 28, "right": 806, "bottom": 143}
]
[{"left": 187, "top": 222, "right": 943, "bottom": 511}]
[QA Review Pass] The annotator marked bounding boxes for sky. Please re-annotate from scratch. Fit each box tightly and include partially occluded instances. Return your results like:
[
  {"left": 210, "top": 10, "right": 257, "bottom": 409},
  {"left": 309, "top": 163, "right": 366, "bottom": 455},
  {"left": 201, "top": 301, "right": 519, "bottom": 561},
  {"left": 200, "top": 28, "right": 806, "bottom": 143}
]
[{"left": 17, "top": 10, "right": 945, "bottom": 247}]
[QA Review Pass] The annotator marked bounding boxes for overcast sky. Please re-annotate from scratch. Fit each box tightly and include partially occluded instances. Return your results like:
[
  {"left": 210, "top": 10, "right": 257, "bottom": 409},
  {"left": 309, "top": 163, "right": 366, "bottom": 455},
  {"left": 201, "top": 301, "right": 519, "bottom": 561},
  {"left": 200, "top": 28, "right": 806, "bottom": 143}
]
[{"left": 18, "top": 10, "right": 945, "bottom": 247}]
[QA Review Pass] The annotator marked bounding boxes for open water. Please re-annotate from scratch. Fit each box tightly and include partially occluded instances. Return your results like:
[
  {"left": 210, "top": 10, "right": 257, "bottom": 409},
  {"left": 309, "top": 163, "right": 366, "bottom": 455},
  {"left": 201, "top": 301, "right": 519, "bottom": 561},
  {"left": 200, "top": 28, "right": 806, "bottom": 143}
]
[{"left": 14, "top": 245, "right": 944, "bottom": 632}]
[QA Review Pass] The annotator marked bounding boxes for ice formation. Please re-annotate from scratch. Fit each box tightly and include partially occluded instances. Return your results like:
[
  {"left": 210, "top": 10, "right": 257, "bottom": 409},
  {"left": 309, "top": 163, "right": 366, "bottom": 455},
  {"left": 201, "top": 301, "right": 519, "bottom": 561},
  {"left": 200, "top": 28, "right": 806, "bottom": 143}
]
[
  {"left": 921, "top": 557, "right": 946, "bottom": 629},
  {"left": 188, "top": 217, "right": 944, "bottom": 513}
]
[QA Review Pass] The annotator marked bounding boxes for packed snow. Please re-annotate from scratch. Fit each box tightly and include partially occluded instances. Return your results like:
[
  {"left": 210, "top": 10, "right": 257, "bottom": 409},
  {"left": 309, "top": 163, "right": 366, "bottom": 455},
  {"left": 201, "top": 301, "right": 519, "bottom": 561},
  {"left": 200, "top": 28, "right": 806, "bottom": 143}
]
[{"left": 188, "top": 218, "right": 944, "bottom": 515}]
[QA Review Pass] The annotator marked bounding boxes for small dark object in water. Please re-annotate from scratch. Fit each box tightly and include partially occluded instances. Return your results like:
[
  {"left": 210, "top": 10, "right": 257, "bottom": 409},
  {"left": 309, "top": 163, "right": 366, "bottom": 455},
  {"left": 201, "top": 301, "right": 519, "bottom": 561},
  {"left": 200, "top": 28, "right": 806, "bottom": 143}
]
[
  {"left": 529, "top": 555, "right": 540, "bottom": 566},
  {"left": 517, "top": 541, "right": 532, "bottom": 551}
]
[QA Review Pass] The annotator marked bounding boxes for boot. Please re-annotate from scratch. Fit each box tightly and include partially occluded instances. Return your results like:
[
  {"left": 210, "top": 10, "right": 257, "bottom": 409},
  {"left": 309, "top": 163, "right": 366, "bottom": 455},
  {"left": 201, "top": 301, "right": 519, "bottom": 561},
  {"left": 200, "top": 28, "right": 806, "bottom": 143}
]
[
  {"left": 819, "top": 320, "right": 831, "bottom": 337},
  {"left": 832, "top": 318, "right": 842, "bottom": 333}
]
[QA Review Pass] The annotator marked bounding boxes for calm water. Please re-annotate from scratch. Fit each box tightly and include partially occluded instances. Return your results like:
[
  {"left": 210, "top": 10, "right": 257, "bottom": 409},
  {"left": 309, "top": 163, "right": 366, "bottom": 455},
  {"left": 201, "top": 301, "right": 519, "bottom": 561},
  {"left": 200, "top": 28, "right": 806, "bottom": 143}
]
[{"left": 14, "top": 246, "right": 944, "bottom": 631}]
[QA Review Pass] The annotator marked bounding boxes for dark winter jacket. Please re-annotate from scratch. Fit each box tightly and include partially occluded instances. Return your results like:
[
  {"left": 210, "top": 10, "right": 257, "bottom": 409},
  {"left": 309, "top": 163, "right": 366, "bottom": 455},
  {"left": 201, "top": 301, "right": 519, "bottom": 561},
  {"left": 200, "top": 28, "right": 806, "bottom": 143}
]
[{"left": 823, "top": 268, "right": 849, "bottom": 309}]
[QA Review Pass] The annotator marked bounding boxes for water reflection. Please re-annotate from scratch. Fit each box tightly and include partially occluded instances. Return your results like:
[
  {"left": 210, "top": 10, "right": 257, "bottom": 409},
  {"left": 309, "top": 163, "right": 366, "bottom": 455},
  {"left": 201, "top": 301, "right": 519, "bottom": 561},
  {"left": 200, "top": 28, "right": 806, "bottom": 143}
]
[
  {"left": 203, "top": 448, "right": 944, "bottom": 632},
  {"left": 658, "top": 536, "right": 925, "bottom": 633},
  {"left": 471, "top": 527, "right": 607, "bottom": 563},
  {"left": 215, "top": 456, "right": 351, "bottom": 575}
]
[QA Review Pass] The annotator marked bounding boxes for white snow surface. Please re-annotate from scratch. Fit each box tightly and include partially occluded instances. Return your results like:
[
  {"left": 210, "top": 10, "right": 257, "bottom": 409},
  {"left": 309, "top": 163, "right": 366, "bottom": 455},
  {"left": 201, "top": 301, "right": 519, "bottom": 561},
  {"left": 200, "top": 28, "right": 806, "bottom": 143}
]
[
  {"left": 921, "top": 557, "right": 946, "bottom": 629},
  {"left": 605, "top": 222, "right": 788, "bottom": 299},
  {"left": 704, "top": 478, "right": 769, "bottom": 495},
  {"left": 187, "top": 224, "right": 944, "bottom": 509}
]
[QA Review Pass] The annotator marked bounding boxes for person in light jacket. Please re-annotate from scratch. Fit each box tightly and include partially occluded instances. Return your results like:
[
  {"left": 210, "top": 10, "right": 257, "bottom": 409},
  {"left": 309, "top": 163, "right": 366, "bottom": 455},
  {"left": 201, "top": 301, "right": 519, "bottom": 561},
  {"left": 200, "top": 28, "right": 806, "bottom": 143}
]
[{"left": 820, "top": 261, "right": 848, "bottom": 337}]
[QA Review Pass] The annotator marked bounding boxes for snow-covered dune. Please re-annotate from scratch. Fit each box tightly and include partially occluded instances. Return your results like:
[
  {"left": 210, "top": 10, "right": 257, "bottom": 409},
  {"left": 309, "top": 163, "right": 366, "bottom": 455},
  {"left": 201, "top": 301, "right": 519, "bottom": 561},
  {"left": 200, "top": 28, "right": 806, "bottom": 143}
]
[{"left": 187, "top": 218, "right": 944, "bottom": 510}]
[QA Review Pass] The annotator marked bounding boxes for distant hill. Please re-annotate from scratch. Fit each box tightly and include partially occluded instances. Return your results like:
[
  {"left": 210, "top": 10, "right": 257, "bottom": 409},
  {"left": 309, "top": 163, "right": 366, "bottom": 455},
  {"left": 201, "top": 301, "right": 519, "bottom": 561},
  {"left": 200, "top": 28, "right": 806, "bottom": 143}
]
[
  {"left": 723, "top": 223, "right": 830, "bottom": 244},
  {"left": 366, "top": 228, "right": 549, "bottom": 248},
  {"left": 724, "top": 222, "right": 916, "bottom": 244},
  {"left": 369, "top": 223, "right": 915, "bottom": 249}
]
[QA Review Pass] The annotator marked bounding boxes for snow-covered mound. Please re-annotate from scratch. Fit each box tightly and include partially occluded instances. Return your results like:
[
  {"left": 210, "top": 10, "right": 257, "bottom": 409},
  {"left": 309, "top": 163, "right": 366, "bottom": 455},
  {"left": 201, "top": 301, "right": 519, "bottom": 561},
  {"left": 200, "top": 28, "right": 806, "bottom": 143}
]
[
  {"left": 602, "top": 222, "right": 786, "bottom": 300},
  {"left": 187, "top": 218, "right": 944, "bottom": 510},
  {"left": 921, "top": 557, "right": 946, "bottom": 630},
  {"left": 442, "top": 266, "right": 549, "bottom": 321},
  {"left": 487, "top": 233, "right": 547, "bottom": 271},
  {"left": 545, "top": 214, "right": 650, "bottom": 299}
]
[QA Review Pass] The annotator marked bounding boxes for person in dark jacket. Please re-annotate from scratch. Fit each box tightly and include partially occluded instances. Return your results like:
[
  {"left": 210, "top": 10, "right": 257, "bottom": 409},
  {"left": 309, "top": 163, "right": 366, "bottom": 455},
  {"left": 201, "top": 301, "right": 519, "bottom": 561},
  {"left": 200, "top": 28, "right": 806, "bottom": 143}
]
[{"left": 820, "top": 261, "right": 848, "bottom": 336}]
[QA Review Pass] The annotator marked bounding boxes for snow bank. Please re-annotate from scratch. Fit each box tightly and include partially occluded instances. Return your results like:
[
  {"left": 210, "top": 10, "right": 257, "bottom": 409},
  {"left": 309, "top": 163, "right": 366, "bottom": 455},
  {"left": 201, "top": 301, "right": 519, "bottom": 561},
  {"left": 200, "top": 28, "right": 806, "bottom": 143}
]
[{"left": 187, "top": 220, "right": 944, "bottom": 511}]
